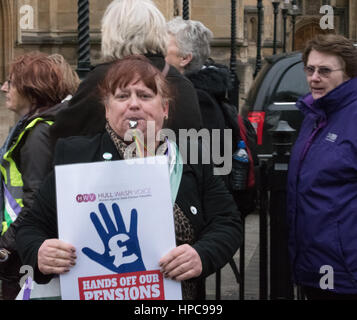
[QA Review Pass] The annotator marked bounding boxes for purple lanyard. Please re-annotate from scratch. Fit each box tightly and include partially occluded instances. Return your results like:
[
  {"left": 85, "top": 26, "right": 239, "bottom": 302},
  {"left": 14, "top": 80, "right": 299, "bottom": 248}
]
[{"left": 22, "top": 277, "right": 32, "bottom": 300}]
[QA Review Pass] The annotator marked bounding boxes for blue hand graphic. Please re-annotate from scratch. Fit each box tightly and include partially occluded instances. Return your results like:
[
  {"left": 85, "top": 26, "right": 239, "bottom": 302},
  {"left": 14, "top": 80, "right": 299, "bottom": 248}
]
[{"left": 82, "top": 203, "right": 146, "bottom": 273}]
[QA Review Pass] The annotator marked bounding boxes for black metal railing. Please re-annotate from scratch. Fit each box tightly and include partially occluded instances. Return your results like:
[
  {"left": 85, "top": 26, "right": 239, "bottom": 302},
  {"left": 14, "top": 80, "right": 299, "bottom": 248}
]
[
  {"left": 253, "top": 0, "right": 263, "bottom": 78},
  {"left": 77, "top": 0, "right": 91, "bottom": 79},
  {"left": 258, "top": 120, "right": 297, "bottom": 300},
  {"left": 182, "top": 0, "right": 190, "bottom": 20},
  {"left": 228, "top": 0, "right": 240, "bottom": 109}
]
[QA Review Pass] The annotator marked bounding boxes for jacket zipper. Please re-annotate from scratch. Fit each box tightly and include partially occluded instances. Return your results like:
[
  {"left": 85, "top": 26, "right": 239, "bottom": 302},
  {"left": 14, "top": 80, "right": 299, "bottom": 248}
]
[{"left": 293, "top": 117, "right": 327, "bottom": 279}]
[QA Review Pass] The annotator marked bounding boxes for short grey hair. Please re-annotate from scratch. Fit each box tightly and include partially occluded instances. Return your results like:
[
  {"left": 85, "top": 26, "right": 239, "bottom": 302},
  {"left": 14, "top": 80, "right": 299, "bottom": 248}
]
[
  {"left": 167, "top": 17, "right": 213, "bottom": 73},
  {"left": 101, "top": 0, "right": 168, "bottom": 61}
]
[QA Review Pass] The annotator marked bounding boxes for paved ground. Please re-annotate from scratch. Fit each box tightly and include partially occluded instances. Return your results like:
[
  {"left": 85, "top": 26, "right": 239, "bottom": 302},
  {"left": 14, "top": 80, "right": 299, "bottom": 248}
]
[{"left": 206, "top": 213, "right": 260, "bottom": 300}]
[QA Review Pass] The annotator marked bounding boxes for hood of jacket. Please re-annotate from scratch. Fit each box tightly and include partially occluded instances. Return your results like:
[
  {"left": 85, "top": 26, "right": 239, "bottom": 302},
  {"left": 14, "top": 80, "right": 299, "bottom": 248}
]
[{"left": 185, "top": 64, "right": 232, "bottom": 98}]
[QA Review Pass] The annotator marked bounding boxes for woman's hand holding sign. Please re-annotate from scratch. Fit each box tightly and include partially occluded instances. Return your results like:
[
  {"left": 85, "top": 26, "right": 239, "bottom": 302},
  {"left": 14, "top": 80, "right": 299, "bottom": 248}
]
[
  {"left": 38, "top": 203, "right": 146, "bottom": 276},
  {"left": 159, "top": 244, "right": 202, "bottom": 281},
  {"left": 38, "top": 239, "right": 77, "bottom": 275}
]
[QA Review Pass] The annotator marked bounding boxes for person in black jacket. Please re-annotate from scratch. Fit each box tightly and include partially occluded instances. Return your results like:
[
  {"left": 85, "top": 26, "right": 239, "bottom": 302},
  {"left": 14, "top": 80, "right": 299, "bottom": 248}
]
[
  {"left": 50, "top": 0, "right": 202, "bottom": 145},
  {"left": 166, "top": 18, "right": 259, "bottom": 218},
  {"left": 166, "top": 17, "right": 234, "bottom": 171},
  {"left": 16, "top": 56, "right": 242, "bottom": 300}
]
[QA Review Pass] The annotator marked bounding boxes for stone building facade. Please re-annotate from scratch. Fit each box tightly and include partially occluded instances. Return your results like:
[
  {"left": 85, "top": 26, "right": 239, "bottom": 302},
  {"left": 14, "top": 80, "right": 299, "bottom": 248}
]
[{"left": 0, "top": 0, "right": 356, "bottom": 140}]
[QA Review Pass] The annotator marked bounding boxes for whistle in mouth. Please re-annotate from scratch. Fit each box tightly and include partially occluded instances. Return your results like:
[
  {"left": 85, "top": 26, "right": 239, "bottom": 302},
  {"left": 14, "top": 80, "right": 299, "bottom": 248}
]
[{"left": 129, "top": 120, "right": 138, "bottom": 129}]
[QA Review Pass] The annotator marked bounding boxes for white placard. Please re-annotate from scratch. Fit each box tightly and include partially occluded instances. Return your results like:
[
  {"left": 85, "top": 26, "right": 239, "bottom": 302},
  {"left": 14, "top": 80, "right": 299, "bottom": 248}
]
[{"left": 55, "top": 156, "right": 182, "bottom": 300}]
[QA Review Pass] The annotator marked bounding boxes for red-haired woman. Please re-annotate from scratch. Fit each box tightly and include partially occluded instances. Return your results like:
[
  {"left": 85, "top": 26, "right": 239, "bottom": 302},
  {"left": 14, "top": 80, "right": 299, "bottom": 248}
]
[
  {"left": 0, "top": 52, "right": 79, "bottom": 299},
  {"left": 16, "top": 55, "right": 242, "bottom": 300}
]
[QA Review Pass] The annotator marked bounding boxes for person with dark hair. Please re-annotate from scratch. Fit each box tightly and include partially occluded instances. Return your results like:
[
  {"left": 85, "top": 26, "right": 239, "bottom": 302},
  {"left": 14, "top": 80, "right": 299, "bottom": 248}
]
[
  {"left": 0, "top": 52, "right": 79, "bottom": 299},
  {"left": 287, "top": 34, "right": 357, "bottom": 299},
  {"left": 49, "top": 0, "right": 202, "bottom": 145},
  {"left": 16, "top": 55, "right": 242, "bottom": 300}
]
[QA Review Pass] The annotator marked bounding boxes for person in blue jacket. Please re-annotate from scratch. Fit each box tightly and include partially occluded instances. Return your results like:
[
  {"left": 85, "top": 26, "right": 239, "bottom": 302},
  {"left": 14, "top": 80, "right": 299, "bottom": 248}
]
[{"left": 287, "top": 34, "right": 357, "bottom": 300}]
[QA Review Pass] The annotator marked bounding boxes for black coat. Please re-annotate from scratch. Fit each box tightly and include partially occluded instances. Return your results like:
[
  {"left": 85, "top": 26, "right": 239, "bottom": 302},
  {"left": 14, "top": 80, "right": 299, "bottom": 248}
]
[
  {"left": 186, "top": 65, "right": 258, "bottom": 217},
  {"left": 50, "top": 54, "right": 203, "bottom": 144},
  {"left": 186, "top": 64, "right": 237, "bottom": 154},
  {"left": 16, "top": 133, "right": 242, "bottom": 291},
  {"left": 0, "top": 102, "right": 69, "bottom": 283}
]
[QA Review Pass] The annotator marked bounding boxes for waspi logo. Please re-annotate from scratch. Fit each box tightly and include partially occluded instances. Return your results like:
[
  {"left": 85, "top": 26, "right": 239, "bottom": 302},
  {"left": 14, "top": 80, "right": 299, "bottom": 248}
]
[{"left": 76, "top": 194, "right": 96, "bottom": 203}]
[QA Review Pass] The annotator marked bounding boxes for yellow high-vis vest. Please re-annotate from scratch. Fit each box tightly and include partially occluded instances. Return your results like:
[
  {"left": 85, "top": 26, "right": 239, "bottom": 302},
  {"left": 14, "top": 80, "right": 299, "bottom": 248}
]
[{"left": 0, "top": 118, "right": 53, "bottom": 235}]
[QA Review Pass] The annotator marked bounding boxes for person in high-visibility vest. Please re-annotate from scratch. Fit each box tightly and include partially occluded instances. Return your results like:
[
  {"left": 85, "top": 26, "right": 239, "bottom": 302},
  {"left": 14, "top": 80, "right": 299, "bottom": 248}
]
[{"left": 0, "top": 52, "right": 80, "bottom": 299}]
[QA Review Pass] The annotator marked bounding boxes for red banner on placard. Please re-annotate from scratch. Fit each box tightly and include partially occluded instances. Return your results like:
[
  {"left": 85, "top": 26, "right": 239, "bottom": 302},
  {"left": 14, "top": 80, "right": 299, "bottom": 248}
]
[{"left": 78, "top": 270, "right": 165, "bottom": 300}]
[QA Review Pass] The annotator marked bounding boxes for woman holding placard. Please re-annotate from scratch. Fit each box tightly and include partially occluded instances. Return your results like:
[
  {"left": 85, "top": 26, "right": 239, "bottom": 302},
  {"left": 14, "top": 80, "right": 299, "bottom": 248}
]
[{"left": 16, "top": 55, "right": 242, "bottom": 300}]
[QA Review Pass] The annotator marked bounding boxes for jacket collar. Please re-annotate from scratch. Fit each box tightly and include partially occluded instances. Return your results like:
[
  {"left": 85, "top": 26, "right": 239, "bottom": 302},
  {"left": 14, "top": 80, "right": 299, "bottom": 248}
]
[
  {"left": 98, "top": 131, "right": 122, "bottom": 162},
  {"left": 185, "top": 64, "right": 232, "bottom": 97},
  {"left": 297, "top": 77, "right": 357, "bottom": 117}
]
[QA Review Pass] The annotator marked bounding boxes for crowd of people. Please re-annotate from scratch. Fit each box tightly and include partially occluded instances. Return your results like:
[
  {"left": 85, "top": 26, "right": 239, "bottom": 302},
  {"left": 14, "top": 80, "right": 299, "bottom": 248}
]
[{"left": 0, "top": 0, "right": 356, "bottom": 301}]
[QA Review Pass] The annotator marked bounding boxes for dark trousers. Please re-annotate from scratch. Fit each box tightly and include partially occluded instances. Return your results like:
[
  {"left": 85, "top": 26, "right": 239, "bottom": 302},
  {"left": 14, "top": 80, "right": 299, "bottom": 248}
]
[
  {"left": 1, "top": 280, "right": 20, "bottom": 300},
  {"left": 303, "top": 286, "right": 357, "bottom": 300}
]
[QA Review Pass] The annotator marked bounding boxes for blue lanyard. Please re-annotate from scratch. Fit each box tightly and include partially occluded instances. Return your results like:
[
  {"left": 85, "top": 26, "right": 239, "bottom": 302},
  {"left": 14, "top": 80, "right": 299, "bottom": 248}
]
[{"left": 166, "top": 140, "right": 183, "bottom": 205}]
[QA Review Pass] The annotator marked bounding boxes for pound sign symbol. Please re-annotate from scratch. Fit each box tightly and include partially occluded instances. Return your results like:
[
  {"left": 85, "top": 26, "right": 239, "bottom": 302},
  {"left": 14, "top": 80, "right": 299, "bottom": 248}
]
[{"left": 108, "top": 234, "right": 138, "bottom": 268}]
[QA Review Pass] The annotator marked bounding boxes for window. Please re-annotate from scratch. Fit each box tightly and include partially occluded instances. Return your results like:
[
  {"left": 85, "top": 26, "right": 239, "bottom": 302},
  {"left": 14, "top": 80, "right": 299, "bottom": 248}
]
[
  {"left": 248, "top": 17, "right": 258, "bottom": 42},
  {"left": 273, "top": 62, "right": 309, "bottom": 102},
  {"left": 244, "top": 6, "right": 261, "bottom": 44}
]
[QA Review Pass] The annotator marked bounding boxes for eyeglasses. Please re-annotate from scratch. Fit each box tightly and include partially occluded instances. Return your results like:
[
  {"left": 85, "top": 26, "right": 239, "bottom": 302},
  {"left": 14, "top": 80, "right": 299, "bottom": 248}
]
[{"left": 304, "top": 65, "right": 344, "bottom": 78}]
